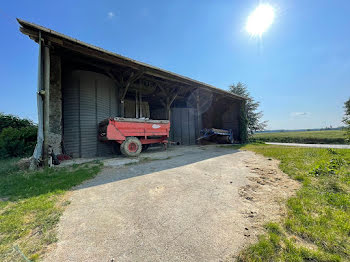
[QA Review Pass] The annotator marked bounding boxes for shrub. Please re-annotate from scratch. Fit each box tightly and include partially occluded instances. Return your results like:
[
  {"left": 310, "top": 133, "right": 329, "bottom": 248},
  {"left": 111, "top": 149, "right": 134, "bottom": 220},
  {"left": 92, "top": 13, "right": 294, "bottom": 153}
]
[
  {"left": 0, "top": 113, "right": 35, "bottom": 132},
  {"left": 0, "top": 126, "right": 37, "bottom": 159},
  {"left": 0, "top": 113, "right": 37, "bottom": 159}
]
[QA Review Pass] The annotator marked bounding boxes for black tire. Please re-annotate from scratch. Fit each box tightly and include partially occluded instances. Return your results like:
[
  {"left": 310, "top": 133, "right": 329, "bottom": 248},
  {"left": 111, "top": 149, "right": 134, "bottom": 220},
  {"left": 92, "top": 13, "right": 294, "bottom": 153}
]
[
  {"left": 111, "top": 141, "right": 122, "bottom": 155},
  {"left": 121, "top": 137, "right": 142, "bottom": 157},
  {"left": 120, "top": 142, "right": 127, "bottom": 156},
  {"left": 142, "top": 144, "right": 149, "bottom": 152}
]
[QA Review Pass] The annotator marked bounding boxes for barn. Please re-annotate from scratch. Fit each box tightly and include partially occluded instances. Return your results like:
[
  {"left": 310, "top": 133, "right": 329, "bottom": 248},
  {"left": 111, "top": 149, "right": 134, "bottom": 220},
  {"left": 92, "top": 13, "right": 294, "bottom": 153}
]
[{"left": 18, "top": 19, "right": 246, "bottom": 161}]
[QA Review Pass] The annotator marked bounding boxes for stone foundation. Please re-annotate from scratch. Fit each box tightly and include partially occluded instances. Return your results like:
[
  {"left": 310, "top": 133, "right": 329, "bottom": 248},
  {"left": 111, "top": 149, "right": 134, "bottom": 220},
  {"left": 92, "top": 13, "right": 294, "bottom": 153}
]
[{"left": 48, "top": 54, "right": 62, "bottom": 154}]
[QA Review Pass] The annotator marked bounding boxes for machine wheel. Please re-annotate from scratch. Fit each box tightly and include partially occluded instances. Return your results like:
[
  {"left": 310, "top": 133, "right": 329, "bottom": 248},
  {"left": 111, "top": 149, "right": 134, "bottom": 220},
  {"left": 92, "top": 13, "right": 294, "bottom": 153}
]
[{"left": 121, "top": 137, "right": 142, "bottom": 157}]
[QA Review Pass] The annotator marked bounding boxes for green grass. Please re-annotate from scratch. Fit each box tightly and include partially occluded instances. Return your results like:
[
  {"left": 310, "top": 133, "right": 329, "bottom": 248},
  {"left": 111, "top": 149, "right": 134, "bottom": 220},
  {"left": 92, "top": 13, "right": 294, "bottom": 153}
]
[
  {"left": 237, "top": 144, "right": 350, "bottom": 261},
  {"left": 251, "top": 130, "right": 347, "bottom": 144},
  {"left": 0, "top": 159, "right": 102, "bottom": 261}
]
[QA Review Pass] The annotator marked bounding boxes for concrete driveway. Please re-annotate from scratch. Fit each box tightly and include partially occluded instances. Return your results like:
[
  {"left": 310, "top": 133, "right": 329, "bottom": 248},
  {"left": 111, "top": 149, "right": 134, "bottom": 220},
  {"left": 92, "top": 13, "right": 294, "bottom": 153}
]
[{"left": 45, "top": 146, "right": 299, "bottom": 262}]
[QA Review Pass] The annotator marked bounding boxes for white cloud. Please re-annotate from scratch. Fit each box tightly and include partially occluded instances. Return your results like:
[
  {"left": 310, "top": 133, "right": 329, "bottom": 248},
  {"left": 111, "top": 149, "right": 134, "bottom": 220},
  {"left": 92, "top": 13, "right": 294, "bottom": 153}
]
[
  {"left": 290, "top": 112, "right": 311, "bottom": 117},
  {"left": 107, "top": 12, "right": 115, "bottom": 19}
]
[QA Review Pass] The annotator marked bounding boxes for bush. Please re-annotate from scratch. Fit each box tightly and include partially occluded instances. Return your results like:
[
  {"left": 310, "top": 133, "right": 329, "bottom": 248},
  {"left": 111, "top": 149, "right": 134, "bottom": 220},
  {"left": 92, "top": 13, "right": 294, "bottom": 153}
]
[
  {"left": 0, "top": 126, "right": 37, "bottom": 158},
  {"left": 0, "top": 114, "right": 37, "bottom": 159},
  {"left": 0, "top": 113, "right": 35, "bottom": 132}
]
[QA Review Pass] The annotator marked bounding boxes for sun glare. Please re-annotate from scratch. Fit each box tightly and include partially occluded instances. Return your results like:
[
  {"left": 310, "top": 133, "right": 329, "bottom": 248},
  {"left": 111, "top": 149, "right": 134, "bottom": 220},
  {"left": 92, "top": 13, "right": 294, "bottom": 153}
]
[{"left": 246, "top": 4, "right": 275, "bottom": 37}]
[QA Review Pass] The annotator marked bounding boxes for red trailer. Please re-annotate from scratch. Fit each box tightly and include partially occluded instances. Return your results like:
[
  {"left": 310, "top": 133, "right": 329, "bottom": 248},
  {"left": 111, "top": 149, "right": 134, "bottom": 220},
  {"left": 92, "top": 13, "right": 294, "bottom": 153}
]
[{"left": 99, "top": 117, "right": 170, "bottom": 157}]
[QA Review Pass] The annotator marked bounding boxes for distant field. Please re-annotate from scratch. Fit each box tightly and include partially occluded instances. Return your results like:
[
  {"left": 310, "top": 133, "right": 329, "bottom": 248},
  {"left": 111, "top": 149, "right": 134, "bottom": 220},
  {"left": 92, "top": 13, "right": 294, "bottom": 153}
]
[{"left": 251, "top": 130, "right": 347, "bottom": 144}]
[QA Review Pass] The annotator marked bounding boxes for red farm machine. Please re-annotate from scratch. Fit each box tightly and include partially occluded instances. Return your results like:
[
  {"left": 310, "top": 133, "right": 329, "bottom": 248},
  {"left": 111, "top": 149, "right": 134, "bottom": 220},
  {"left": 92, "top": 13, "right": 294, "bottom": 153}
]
[{"left": 99, "top": 118, "right": 170, "bottom": 157}]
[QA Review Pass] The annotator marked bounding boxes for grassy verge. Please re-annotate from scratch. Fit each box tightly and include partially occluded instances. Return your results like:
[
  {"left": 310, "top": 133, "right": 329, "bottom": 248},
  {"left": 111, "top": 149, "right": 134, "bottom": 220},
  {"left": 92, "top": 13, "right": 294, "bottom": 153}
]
[
  {"left": 237, "top": 144, "right": 350, "bottom": 261},
  {"left": 0, "top": 159, "right": 102, "bottom": 261},
  {"left": 251, "top": 130, "right": 347, "bottom": 144}
]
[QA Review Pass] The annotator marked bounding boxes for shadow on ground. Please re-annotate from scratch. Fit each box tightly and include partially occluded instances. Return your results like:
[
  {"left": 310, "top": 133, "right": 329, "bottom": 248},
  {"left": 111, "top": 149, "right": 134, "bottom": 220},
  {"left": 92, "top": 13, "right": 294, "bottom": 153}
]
[{"left": 76, "top": 145, "right": 241, "bottom": 191}]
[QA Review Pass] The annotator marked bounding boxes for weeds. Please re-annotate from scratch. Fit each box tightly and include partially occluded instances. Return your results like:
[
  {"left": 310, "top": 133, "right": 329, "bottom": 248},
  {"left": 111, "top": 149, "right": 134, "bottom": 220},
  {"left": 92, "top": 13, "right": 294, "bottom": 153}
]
[{"left": 238, "top": 144, "right": 350, "bottom": 261}]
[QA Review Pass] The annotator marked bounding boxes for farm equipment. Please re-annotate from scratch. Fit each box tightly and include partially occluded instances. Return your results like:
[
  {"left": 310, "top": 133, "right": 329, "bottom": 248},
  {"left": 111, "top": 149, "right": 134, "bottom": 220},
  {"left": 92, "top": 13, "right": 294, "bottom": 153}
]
[
  {"left": 197, "top": 128, "right": 234, "bottom": 144},
  {"left": 99, "top": 117, "right": 170, "bottom": 157}
]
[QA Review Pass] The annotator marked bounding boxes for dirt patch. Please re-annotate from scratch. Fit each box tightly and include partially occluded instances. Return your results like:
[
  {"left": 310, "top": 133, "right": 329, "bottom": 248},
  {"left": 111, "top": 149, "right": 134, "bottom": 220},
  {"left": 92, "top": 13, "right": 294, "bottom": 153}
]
[{"left": 230, "top": 151, "right": 300, "bottom": 257}]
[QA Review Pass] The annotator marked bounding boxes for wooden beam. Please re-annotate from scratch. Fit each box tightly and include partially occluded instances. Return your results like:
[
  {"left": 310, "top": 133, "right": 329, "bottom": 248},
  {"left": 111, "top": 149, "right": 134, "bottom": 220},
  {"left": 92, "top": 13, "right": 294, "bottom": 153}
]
[
  {"left": 159, "top": 98, "right": 166, "bottom": 108},
  {"left": 121, "top": 71, "right": 143, "bottom": 100},
  {"left": 170, "top": 93, "right": 177, "bottom": 105},
  {"left": 119, "top": 71, "right": 143, "bottom": 117},
  {"left": 121, "top": 72, "right": 134, "bottom": 100},
  {"left": 107, "top": 71, "right": 123, "bottom": 88},
  {"left": 157, "top": 84, "right": 167, "bottom": 96}
]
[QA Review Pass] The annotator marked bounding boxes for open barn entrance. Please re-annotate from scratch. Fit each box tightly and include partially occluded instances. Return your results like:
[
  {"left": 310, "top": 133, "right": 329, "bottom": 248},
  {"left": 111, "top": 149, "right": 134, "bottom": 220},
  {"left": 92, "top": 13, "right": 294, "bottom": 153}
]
[
  {"left": 18, "top": 18, "right": 246, "bottom": 161},
  {"left": 61, "top": 55, "right": 205, "bottom": 156}
]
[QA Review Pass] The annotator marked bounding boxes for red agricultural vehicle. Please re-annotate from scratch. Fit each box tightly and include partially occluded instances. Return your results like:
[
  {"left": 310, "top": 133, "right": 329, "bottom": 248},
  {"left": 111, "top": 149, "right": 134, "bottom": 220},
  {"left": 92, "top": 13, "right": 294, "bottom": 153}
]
[{"left": 99, "top": 118, "right": 170, "bottom": 157}]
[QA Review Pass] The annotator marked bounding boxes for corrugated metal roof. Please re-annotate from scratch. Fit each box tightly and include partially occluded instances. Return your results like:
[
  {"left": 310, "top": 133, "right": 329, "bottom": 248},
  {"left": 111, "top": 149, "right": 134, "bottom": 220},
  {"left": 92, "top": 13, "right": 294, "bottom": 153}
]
[{"left": 17, "top": 18, "right": 246, "bottom": 100}]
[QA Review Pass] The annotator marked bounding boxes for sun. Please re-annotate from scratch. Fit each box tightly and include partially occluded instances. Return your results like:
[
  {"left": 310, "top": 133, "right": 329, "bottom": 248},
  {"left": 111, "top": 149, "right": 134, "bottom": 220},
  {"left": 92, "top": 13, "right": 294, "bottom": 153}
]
[{"left": 246, "top": 4, "right": 275, "bottom": 37}]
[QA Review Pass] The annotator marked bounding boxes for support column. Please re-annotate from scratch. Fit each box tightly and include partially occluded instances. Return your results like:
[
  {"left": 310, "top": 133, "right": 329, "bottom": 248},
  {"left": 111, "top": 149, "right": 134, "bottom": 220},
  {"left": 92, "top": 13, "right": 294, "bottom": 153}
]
[
  {"left": 135, "top": 90, "right": 139, "bottom": 118},
  {"left": 121, "top": 100, "right": 125, "bottom": 117},
  {"left": 166, "top": 98, "right": 170, "bottom": 120},
  {"left": 31, "top": 32, "right": 44, "bottom": 169},
  {"left": 43, "top": 45, "right": 50, "bottom": 165},
  {"left": 139, "top": 92, "right": 142, "bottom": 118}
]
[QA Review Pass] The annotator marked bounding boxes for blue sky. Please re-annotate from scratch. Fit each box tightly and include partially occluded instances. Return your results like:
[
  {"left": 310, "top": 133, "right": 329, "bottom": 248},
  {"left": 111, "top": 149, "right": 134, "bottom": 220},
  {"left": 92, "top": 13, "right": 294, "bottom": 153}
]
[{"left": 0, "top": 0, "right": 349, "bottom": 130}]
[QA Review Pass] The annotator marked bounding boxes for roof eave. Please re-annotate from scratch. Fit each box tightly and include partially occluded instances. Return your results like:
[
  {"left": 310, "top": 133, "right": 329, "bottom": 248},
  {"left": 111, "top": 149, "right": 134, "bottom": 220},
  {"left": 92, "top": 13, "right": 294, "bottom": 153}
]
[{"left": 17, "top": 18, "right": 247, "bottom": 101}]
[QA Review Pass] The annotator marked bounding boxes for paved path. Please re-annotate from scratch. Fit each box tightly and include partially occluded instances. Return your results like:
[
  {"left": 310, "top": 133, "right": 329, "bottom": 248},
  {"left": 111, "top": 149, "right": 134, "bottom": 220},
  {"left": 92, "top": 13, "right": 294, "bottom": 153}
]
[
  {"left": 266, "top": 142, "right": 350, "bottom": 149},
  {"left": 45, "top": 146, "right": 298, "bottom": 262}
]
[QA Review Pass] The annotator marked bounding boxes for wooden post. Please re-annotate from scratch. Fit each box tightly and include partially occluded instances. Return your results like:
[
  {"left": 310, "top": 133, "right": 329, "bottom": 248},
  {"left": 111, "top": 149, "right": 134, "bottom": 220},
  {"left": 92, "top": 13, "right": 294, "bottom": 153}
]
[
  {"left": 135, "top": 90, "right": 139, "bottom": 118},
  {"left": 118, "top": 71, "right": 143, "bottom": 117},
  {"left": 158, "top": 84, "right": 178, "bottom": 120},
  {"left": 166, "top": 97, "right": 170, "bottom": 120},
  {"left": 121, "top": 100, "right": 125, "bottom": 117},
  {"left": 139, "top": 92, "right": 143, "bottom": 118}
]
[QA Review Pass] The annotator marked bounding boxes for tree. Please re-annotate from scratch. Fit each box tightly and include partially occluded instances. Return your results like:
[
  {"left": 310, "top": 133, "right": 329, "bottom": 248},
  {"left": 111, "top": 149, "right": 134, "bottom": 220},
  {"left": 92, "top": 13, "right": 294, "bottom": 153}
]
[
  {"left": 342, "top": 97, "right": 350, "bottom": 143},
  {"left": 229, "top": 82, "right": 267, "bottom": 135}
]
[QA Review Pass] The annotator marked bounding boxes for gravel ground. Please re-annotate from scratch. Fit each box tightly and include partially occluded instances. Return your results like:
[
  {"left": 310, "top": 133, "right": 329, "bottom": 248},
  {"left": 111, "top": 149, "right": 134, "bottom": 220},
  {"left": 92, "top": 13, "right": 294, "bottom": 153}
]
[
  {"left": 266, "top": 142, "right": 350, "bottom": 149},
  {"left": 44, "top": 146, "right": 299, "bottom": 262}
]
